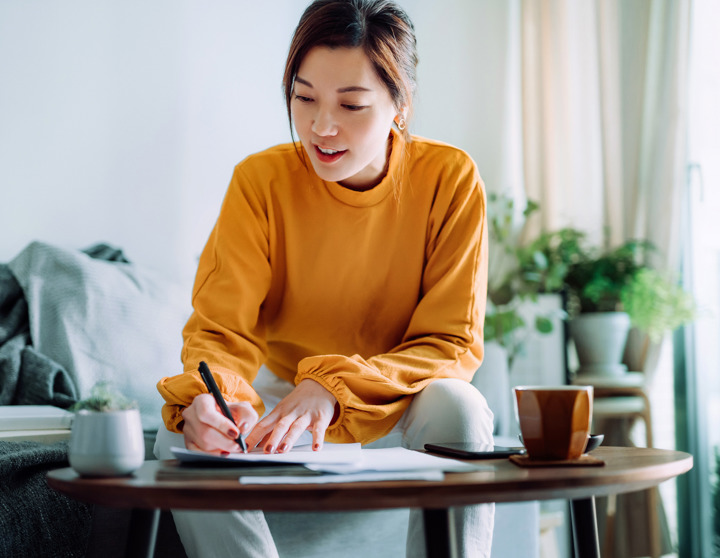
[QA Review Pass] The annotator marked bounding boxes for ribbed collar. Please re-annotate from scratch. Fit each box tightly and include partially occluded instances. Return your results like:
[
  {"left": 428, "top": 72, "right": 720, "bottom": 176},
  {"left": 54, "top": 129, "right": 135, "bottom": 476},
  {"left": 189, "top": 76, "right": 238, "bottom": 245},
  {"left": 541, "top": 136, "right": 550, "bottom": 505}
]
[{"left": 323, "top": 128, "right": 404, "bottom": 208}]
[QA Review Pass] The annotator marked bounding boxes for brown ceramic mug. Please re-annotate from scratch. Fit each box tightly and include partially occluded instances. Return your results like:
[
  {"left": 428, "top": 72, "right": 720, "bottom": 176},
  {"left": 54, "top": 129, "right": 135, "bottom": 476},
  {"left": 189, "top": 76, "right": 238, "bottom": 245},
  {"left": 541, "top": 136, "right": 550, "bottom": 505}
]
[{"left": 513, "top": 385, "right": 594, "bottom": 461}]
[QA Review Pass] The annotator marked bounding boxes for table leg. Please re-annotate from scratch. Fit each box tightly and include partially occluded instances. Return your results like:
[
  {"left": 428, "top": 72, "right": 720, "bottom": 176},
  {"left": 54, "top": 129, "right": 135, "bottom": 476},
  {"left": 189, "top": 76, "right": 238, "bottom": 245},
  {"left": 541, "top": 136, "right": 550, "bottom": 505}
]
[
  {"left": 423, "top": 508, "right": 453, "bottom": 558},
  {"left": 124, "top": 508, "right": 160, "bottom": 558},
  {"left": 570, "top": 497, "right": 601, "bottom": 558}
]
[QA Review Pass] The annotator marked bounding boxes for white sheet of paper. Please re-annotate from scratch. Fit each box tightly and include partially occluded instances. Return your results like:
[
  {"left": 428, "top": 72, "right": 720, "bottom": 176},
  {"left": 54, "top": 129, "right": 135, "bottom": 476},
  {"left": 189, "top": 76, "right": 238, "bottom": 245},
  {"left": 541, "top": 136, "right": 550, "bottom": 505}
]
[
  {"left": 311, "top": 447, "right": 486, "bottom": 473},
  {"left": 171, "top": 445, "right": 489, "bottom": 475},
  {"left": 171, "top": 443, "right": 362, "bottom": 466},
  {"left": 239, "top": 469, "right": 445, "bottom": 485}
]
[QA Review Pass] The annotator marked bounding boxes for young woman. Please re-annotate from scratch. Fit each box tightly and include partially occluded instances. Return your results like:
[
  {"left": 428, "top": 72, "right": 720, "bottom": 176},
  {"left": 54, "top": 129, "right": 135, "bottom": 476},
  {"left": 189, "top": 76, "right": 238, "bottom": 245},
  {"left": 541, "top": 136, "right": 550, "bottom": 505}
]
[{"left": 155, "top": 0, "right": 494, "bottom": 556}]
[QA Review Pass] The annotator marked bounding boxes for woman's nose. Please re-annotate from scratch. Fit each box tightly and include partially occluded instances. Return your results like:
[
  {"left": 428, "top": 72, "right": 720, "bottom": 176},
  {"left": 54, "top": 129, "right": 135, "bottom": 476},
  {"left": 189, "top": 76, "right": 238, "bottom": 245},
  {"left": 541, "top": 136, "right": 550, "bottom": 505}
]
[{"left": 311, "top": 107, "right": 338, "bottom": 136}]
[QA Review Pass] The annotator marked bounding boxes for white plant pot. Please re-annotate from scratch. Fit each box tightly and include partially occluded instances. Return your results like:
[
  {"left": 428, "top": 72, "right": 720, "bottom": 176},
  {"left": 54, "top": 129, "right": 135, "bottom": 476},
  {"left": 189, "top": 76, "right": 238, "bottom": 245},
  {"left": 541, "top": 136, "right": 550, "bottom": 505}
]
[
  {"left": 568, "top": 312, "right": 631, "bottom": 377},
  {"left": 69, "top": 408, "right": 145, "bottom": 477},
  {"left": 473, "top": 341, "right": 511, "bottom": 437}
]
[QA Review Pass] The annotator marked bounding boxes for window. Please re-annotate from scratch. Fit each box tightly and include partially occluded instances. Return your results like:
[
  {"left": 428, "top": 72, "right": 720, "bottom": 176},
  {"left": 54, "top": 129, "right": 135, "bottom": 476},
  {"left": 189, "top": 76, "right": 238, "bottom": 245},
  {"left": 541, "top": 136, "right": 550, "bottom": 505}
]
[{"left": 677, "top": 0, "right": 720, "bottom": 555}]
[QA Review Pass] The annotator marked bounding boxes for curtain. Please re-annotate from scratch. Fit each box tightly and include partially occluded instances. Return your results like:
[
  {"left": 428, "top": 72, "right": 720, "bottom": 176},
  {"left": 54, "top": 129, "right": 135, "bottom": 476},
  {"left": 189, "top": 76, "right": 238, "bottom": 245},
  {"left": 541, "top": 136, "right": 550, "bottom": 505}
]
[
  {"left": 519, "top": 1, "right": 692, "bottom": 556},
  {"left": 520, "top": 0, "right": 691, "bottom": 380}
]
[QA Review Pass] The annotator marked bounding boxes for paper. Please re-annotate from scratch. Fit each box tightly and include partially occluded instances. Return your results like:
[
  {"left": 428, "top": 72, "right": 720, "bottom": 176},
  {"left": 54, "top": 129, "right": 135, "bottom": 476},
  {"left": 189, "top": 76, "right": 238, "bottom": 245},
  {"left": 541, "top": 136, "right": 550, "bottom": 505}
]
[
  {"left": 308, "top": 447, "right": 485, "bottom": 474},
  {"left": 155, "top": 462, "right": 322, "bottom": 481},
  {"left": 171, "top": 443, "right": 362, "bottom": 467},
  {"left": 170, "top": 445, "right": 489, "bottom": 479},
  {"left": 239, "top": 469, "right": 445, "bottom": 485}
]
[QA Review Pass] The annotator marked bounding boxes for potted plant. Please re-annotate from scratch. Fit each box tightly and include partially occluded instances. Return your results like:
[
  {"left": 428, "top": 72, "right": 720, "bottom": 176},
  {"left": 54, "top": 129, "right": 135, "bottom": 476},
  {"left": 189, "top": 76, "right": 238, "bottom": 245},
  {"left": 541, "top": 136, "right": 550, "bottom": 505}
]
[
  {"left": 483, "top": 194, "right": 566, "bottom": 371},
  {"left": 68, "top": 382, "right": 145, "bottom": 476},
  {"left": 483, "top": 191, "right": 696, "bottom": 379},
  {"left": 561, "top": 237, "right": 696, "bottom": 376},
  {"left": 478, "top": 194, "right": 562, "bottom": 435}
]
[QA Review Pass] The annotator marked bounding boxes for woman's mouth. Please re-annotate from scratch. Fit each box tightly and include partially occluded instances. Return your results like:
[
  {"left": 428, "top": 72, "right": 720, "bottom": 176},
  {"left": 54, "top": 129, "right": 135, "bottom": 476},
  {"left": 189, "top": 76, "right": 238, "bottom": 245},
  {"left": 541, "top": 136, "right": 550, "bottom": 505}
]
[{"left": 314, "top": 145, "right": 347, "bottom": 163}]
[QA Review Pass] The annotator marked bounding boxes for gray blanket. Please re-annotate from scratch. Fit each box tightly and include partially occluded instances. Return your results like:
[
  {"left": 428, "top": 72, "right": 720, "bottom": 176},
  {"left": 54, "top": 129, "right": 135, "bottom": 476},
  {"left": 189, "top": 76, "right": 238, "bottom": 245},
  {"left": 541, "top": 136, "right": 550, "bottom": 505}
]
[
  {"left": 0, "top": 263, "right": 76, "bottom": 407},
  {"left": 0, "top": 441, "right": 91, "bottom": 558}
]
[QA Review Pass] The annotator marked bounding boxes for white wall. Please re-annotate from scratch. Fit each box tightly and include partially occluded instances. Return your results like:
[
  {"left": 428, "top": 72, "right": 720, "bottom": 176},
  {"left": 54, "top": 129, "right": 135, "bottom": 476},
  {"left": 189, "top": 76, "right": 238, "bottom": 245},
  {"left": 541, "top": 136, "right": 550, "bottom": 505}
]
[{"left": 0, "top": 0, "right": 520, "bottom": 285}]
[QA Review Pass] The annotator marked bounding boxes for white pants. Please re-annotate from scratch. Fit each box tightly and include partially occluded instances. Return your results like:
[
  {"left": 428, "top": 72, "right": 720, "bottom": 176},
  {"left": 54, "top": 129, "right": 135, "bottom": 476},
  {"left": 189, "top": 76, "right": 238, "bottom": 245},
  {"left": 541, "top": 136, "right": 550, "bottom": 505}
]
[{"left": 154, "top": 366, "right": 495, "bottom": 558}]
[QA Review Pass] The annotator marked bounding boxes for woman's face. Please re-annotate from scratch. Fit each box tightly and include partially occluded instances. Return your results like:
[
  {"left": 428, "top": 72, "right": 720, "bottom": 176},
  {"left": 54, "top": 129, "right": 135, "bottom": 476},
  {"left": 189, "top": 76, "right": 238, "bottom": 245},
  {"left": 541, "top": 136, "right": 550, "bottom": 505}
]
[{"left": 291, "top": 46, "right": 399, "bottom": 190}]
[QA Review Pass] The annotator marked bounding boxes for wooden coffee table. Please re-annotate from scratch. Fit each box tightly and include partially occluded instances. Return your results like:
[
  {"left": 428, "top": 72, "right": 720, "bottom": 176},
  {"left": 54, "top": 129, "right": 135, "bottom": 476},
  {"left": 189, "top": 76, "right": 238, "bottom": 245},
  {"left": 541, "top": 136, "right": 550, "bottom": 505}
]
[{"left": 47, "top": 446, "right": 692, "bottom": 558}]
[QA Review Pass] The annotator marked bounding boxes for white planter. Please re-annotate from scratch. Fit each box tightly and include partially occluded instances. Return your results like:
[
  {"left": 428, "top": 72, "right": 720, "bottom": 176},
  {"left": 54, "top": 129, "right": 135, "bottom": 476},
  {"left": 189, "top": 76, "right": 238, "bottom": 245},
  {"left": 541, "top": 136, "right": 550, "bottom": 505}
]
[
  {"left": 69, "top": 408, "right": 145, "bottom": 477},
  {"left": 568, "top": 312, "right": 631, "bottom": 377},
  {"left": 510, "top": 293, "right": 567, "bottom": 387},
  {"left": 473, "top": 341, "right": 511, "bottom": 436}
]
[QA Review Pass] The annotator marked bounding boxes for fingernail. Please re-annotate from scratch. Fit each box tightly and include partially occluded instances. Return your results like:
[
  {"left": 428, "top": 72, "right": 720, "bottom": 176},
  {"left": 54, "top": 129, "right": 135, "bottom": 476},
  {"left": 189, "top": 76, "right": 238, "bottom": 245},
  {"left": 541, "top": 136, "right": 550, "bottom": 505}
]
[
  {"left": 228, "top": 429, "right": 238, "bottom": 438},
  {"left": 265, "top": 445, "right": 275, "bottom": 454},
  {"left": 221, "top": 451, "right": 230, "bottom": 457},
  {"left": 313, "top": 442, "right": 321, "bottom": 451}
]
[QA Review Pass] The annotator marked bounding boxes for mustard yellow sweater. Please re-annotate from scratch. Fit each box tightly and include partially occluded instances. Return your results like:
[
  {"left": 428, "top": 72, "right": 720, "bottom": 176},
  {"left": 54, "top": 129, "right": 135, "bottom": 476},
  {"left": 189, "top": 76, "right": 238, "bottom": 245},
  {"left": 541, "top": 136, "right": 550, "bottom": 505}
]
[{"left": 157, "top": 131, "right": 488, "bottom": 444}]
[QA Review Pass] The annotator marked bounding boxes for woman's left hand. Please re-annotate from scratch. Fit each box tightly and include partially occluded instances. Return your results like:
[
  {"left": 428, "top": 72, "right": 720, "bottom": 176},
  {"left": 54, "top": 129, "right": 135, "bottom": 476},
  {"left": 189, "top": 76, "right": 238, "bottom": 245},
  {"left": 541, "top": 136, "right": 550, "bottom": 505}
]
[{"left": 244, "top": 379, "right": 338, "bottom": 453}]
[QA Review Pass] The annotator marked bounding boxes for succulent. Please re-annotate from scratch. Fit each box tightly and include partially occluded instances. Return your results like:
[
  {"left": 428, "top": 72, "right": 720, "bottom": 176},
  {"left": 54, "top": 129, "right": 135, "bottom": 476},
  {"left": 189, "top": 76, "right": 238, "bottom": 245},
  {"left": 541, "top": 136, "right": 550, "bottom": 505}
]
[{"left": 70, "top": 381, "right": 137, "bottom": 412}]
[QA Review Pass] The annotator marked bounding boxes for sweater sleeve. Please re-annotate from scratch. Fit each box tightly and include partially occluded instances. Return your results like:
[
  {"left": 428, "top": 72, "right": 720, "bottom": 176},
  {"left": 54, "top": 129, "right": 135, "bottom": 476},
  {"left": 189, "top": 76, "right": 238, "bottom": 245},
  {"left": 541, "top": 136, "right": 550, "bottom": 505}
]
[
  {"left": 296, "top": 162, "right": 489, "bottom": 444},
  {"left": 157, "top": 164, "right": 269, "bottom": 433}
]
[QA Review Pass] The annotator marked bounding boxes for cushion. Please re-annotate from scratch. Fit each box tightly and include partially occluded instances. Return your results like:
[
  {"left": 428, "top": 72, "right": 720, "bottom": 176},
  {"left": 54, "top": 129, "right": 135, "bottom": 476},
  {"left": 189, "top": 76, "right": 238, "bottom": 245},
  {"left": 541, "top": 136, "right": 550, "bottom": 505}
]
[{"left": 8, "top": 242, "right": 191, "bottom": 431}]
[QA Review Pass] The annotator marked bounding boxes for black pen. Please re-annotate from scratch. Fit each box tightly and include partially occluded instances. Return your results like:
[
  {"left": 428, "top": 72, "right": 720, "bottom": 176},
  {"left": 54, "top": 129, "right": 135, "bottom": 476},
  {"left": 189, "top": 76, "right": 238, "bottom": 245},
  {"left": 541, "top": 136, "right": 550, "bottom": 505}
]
[{"left": 198, "top": 361, "right": 247, "bottom": 453}]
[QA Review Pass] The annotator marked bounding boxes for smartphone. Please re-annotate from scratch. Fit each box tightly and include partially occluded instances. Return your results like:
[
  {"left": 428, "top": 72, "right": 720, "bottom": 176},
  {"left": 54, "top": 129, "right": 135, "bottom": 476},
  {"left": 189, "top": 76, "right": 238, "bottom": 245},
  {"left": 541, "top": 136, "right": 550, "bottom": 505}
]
[{"left": 424, "top": 442, "right": 526, "bottom": 459}]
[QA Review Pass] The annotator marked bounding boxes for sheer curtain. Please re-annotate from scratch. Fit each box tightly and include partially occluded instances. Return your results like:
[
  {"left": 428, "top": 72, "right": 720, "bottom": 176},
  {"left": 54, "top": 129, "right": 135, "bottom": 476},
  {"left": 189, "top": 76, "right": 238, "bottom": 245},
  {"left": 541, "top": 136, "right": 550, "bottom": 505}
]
[
  {"left": 518, "top": 1, "right": 691, "bottom": 556},
  {"left": 520, "top": 0, "right": 691, "bottom": 379}
]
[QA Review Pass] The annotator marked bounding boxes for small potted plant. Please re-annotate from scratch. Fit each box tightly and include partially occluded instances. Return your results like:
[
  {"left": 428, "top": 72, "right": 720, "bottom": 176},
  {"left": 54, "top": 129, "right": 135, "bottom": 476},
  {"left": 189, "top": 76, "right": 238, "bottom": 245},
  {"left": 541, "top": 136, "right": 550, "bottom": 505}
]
[
  {"left": 68, "top": 382, "right": 145, "bottom": 477},
  {"left": 561, "top": 237, "right": 696, "bottom": 376}
]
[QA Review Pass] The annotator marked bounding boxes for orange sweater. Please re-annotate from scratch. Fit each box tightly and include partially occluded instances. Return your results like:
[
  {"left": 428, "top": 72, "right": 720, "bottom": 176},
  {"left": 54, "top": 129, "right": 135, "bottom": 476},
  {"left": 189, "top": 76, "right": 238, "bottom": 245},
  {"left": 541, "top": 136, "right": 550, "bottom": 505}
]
[{"left": 157, "top": 131, "right": 488, "bottom": 444}]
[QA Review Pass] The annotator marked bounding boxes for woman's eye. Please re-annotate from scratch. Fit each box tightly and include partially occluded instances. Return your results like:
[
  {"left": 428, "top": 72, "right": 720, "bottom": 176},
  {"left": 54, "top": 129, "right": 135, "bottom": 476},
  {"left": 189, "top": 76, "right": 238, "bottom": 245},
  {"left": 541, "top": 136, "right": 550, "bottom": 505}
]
[
  {"left": 343, "top": 104, "right": 367, "bottom": 111},
  {"left": 294, "top": 94, "right": 313, "bottom": 103}
]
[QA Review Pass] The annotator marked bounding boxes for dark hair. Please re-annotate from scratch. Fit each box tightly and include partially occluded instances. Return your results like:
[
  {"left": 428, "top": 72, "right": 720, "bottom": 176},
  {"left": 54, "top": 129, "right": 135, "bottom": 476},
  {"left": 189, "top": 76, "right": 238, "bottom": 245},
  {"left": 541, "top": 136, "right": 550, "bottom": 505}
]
[{"left": 282, "top": 0, "right": 418, "bottom": 142}]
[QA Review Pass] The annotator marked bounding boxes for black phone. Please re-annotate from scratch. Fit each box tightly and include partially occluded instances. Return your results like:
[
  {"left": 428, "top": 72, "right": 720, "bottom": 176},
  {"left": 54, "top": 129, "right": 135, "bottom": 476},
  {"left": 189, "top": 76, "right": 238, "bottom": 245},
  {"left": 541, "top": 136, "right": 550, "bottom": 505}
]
[{"left": 424, "top": 442, "right": 526, "bottom": 459}]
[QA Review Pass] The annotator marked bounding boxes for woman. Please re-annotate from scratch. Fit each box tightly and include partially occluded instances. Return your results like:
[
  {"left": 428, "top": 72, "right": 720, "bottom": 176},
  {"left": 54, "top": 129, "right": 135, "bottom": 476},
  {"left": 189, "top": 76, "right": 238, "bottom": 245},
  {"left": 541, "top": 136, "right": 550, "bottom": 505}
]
[{"left": 155, "top": 0, "right": 494, "bottom": 556}]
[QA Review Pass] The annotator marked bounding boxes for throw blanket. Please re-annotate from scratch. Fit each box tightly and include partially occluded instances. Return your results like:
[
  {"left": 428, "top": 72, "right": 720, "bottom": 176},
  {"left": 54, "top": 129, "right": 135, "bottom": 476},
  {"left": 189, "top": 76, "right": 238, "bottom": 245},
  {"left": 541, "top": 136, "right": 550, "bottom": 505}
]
[
  {"left": 0, "top": 441, "right": 91, "bottom": 558},
  {"left": 0, "top": 264, "right": 76, "bottom": 407}
]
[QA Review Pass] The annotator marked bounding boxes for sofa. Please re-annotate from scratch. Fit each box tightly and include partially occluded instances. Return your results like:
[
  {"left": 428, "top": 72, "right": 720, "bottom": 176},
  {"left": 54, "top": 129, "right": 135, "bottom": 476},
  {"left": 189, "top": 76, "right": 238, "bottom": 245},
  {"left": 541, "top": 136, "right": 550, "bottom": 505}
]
[{"left": 0, "top": 241, "right": 539, "bottom": 557}]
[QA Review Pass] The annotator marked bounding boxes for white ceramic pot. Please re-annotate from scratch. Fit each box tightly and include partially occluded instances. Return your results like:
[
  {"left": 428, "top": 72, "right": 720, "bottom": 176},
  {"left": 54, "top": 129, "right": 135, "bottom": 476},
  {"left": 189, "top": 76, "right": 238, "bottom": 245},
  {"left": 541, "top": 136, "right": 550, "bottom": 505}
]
[
  {"left": 69, "top": 408, "right": 145, "bottom": 477},
  {"left": 473, "top": 341, "right": 511, "bottom": 437},
  {"left": 568, "top": 311, "right": 631, "bottom": 377}
]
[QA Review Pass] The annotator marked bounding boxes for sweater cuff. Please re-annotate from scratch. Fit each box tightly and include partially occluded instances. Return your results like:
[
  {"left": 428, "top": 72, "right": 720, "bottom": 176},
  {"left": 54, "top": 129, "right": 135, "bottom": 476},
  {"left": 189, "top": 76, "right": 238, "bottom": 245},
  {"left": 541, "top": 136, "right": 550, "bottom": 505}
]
[
  {"left": 295, "top": 367, "right": 346, "bottom": 434},
  {"left": 156, "top": 366, "right": 265, "bottom": 432},
  {"left": 296, "top": 354, "right": 372, "bottom": 437}
]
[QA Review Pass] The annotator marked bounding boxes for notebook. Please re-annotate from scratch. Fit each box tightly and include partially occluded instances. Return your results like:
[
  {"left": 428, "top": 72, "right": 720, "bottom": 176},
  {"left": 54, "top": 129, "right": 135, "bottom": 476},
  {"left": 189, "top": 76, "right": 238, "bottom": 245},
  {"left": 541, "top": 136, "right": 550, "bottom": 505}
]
[{"left": 0, "top": 405, "right": 74, "bottom": 431}]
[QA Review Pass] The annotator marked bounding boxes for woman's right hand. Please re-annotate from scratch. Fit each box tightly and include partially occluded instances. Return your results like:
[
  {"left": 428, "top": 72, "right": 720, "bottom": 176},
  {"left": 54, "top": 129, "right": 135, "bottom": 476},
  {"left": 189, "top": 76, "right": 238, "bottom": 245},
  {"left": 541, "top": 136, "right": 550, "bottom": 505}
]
[{"left": 180, "top": 393, "right": 259, "bottom": 454}]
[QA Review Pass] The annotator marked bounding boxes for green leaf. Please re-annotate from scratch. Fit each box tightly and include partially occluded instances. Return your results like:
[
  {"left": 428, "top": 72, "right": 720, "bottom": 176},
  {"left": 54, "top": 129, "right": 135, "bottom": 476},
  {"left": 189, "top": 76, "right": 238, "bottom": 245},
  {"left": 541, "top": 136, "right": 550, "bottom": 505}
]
[{"left": 535, "top": 316, "right": 554, "bottom": 334}]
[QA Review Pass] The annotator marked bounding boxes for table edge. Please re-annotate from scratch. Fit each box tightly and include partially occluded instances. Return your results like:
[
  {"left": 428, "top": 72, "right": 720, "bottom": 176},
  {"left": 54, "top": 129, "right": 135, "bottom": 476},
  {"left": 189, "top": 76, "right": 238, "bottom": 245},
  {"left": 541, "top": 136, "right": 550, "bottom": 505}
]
[{"left": 46, "top": 446, "right": 693, "bottom": 512}]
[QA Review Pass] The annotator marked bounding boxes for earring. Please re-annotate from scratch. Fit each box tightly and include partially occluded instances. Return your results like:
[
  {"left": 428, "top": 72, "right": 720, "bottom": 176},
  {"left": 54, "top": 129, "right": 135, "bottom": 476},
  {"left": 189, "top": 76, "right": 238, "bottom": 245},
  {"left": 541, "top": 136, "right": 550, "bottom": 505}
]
[{"left": 397, "top": 117, "right": 406, "bottom": 131}]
